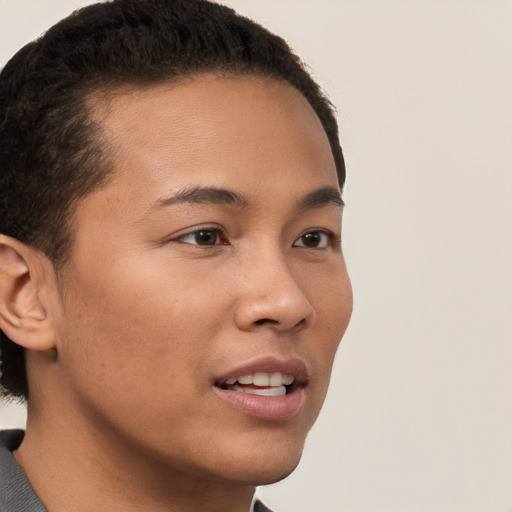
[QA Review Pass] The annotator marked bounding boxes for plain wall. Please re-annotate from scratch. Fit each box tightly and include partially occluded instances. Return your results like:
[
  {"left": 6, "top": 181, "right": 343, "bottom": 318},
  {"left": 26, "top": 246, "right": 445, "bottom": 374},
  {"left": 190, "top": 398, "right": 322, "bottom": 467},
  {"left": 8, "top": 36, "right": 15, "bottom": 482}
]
[{"left": 1, "top": 1, "right": 511, "bottom": 511}]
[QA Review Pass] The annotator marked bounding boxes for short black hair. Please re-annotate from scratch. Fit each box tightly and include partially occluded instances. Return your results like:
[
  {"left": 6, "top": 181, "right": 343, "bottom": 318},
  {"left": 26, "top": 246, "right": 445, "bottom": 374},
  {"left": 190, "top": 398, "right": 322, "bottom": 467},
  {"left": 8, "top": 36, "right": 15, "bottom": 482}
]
[{"left": 0, "top": 0, "right": 346, "bottom": 399}]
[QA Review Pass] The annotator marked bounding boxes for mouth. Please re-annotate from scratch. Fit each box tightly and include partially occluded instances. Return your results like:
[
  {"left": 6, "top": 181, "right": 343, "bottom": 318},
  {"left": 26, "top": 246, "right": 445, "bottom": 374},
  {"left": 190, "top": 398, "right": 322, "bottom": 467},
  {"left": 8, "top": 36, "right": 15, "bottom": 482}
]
[
  {"left": 213, "top": 357, "right": 308, "bottom": 420},
  {"left": 215, "top": 372, "right": 296, "bottom": 397}
]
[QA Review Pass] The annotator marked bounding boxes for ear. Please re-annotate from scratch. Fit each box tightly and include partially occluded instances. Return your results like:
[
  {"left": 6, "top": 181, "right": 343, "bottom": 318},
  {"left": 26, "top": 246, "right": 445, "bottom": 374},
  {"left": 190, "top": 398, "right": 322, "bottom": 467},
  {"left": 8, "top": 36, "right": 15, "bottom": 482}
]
[{"left": 0, "top": 235, "right": 57, "bottom": 351}]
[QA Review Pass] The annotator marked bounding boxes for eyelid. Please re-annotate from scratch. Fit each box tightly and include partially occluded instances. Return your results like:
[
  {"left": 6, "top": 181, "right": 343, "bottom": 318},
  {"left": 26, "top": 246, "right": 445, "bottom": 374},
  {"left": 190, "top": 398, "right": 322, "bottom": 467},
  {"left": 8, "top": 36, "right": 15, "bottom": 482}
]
[
  {"left": 170, "top": 224, "right": 228, "bottom": 246},
  {"left": 292, "top": 229, "right": 337, "bottom": 249},
  {"left": 164, "top": 225, "right": 340, "bottom": 249}
]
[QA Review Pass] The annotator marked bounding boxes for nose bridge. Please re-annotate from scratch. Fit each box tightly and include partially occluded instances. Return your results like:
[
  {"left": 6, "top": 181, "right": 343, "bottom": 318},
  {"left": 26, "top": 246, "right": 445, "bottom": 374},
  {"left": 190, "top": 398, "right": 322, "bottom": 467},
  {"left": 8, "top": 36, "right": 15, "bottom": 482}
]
[{"left": 234, "top": 241, "right": 315, "bottom": 332}]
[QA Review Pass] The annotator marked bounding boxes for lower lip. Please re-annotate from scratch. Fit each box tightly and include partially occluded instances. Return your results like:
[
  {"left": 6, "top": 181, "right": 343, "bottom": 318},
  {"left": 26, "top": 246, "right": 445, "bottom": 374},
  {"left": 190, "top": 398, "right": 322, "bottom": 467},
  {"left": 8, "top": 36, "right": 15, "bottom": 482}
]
[{"left": 213, "top": 386, "right": 305, "bottom": 421}]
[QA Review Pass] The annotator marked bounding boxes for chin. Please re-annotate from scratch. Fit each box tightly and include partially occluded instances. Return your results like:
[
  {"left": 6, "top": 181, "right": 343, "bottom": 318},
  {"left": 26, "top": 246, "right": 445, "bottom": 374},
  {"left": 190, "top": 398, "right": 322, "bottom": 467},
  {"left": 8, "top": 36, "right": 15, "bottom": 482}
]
[
  {"left": 210, "top": 435, "right": 306, "bottom": 486},
  {"left": 217, "top": 456, "right": 303, "bottom": 487},
  {"left": 245, "top": 457, "right": 302, "bottom": 486}
]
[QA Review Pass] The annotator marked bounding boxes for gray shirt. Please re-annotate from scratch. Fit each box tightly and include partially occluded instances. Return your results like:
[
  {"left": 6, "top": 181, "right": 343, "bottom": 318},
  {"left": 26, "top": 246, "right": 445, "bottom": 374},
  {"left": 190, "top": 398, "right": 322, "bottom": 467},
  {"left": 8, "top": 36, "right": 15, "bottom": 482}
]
[{"left": 0, "top": 430, "right": 46, "bottom": 512}]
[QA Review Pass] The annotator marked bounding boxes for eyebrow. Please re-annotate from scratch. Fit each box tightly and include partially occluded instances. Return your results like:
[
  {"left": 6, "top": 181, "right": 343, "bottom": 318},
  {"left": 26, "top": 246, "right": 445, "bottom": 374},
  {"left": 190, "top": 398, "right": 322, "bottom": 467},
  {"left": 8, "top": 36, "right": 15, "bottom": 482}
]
[
  {"left": 296, "top": 186, "right": 344, "bottom": 211},
  {"left": 157, "top": 186, "right": 249, "bottom": 208},
  {"left": 155, "top": 185, "right": 344, "bottom": 211}
]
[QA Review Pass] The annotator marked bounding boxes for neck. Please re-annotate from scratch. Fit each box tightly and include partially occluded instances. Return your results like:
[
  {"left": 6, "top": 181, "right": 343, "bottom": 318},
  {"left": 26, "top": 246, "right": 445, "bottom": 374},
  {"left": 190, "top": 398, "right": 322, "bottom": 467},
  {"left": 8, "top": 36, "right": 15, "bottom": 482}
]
[{"left": 15, "top": 401, "right": 255, "bottom": 512}]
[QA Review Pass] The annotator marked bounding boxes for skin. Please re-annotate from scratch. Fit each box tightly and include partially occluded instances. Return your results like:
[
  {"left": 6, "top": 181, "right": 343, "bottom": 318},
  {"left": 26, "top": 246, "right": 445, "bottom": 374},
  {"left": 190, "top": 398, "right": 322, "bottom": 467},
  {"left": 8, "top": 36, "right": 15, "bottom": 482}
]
[{"left": 2, "top": 75, "right": 352, "bottom": 512}]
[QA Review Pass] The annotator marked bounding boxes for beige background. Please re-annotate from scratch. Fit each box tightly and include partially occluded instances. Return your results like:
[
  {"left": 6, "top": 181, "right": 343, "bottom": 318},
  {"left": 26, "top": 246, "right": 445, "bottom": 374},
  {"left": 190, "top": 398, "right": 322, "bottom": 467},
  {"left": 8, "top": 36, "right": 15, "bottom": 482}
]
[{"left": 1, "top": 1, "right": 511, "bottom": 511}]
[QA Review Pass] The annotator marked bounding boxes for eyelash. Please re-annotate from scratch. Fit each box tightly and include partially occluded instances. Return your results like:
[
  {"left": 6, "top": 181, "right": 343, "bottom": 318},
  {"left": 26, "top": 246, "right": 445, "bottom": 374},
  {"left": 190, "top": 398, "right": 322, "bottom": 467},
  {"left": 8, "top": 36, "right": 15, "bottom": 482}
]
[
  {"left": 173, "top": 226, "right": 336, "bottom": 249},
  {"left": 175, "top": 226, "right": 228, "bottom": 247},
  {"left": 293, "top": 230, "right": 333, "bottom": 249}
]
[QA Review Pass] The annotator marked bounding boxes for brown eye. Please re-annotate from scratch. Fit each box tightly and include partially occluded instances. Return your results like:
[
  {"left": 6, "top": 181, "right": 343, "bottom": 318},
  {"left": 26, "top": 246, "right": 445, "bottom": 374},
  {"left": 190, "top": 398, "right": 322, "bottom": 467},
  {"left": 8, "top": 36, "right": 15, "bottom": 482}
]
[
  {"left": 293, "top": 231, "right": 330, "bottom": 249},
  {"left": 194, "top": 230, "right": 218, "bottom": 245},
  {"left": 178, "top": 229, "right": 223, "bottom": 246}
]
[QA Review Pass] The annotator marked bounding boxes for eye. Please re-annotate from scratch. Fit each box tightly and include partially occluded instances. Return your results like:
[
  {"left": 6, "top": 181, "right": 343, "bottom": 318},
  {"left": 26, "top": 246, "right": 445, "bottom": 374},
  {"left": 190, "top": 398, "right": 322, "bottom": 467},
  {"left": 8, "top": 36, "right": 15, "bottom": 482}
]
[
  {"left": 293, "top": 230, "right": 331, "bottom": 249},
  {"left": 177, "top": 228, "right": 226, "bottom": 246}
]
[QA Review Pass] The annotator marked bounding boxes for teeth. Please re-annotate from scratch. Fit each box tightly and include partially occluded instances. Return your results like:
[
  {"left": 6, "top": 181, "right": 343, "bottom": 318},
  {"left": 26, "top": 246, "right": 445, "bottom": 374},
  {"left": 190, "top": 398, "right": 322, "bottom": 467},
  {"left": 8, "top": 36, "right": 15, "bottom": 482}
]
[
  {"left": 283, "top": 375, "right": 294, "bottom": 385},
  {"left": 223, "top": 373, "right": 295, "bottom": 387},
  {"left": 237, "top": 375, "right": 253, "bottom": 385},
  {"left": 269, "top": 372, "right": 282, "bottom": 386},
  {"left": 253, "top": 372, "right": 270, "bottom": 386},
  {"left": 232, "top": 384, "right": 287, "bottom": 396}
]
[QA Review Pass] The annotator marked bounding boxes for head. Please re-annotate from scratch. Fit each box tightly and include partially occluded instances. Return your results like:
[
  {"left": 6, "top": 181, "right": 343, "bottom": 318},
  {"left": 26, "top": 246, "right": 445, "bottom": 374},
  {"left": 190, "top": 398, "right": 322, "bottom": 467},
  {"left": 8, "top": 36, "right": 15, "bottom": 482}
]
[{"left": 0, "top": 0, "right": 351, "bottom": 486}]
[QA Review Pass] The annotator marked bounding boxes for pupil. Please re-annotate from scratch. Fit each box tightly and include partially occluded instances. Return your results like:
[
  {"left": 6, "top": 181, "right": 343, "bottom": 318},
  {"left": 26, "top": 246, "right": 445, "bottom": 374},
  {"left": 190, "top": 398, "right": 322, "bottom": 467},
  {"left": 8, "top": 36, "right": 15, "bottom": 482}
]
[
  {"left": 196, "top": 230, "right": 217, "bottom": 245},
  {"left": 302, "top": 232, "right": 321, "bottom": 247}
]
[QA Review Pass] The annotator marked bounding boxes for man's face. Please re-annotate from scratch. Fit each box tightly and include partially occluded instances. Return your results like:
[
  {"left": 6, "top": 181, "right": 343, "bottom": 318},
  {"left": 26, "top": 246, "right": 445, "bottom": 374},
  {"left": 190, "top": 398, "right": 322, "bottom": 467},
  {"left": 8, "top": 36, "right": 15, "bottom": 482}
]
[{"left": 52, "top": 76, "right": 352, "bottom": 484}]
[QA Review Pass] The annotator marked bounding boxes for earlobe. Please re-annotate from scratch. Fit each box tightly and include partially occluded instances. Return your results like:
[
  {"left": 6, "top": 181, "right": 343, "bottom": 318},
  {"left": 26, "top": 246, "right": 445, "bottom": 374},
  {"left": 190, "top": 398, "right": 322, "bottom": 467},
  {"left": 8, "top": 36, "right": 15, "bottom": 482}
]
[{"left": 0, "top": 235, "right": 56, "bottom": 351}]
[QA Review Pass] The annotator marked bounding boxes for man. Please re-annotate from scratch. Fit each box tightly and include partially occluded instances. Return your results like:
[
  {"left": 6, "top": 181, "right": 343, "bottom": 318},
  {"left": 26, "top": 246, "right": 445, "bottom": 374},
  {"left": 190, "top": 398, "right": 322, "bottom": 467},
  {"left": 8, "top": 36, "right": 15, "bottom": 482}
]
[{"left": 0, "top": 1, "right": 352, "bottom": 510}]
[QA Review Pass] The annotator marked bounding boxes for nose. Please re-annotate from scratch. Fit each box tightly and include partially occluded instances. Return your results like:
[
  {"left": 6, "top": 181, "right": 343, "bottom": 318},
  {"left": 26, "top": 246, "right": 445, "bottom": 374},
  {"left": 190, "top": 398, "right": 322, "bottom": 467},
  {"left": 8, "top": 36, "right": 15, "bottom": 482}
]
[{"left": 234, "top": 250, "right": 315, "bottom": 333}]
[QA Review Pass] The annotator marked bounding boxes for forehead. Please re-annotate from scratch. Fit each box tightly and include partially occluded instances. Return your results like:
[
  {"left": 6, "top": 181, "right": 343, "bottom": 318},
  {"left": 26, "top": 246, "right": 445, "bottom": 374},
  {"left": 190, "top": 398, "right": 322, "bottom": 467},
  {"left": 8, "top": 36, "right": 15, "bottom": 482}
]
[
  {"left": 91, "top": 75, "right": 337, "bottom": 195},
  {"left": 79, "top": 75, "right": 338, "bottom": 228}
]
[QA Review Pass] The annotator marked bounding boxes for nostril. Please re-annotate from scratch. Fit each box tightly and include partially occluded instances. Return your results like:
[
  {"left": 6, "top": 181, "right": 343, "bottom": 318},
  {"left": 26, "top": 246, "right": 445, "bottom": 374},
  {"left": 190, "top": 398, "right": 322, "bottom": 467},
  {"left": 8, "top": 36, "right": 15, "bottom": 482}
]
[
  {"left": 254, "top": 318, "right": 278, "bottom": 326},
  {"left": 294, "top": 318, "right": 307, "bottom": 330},
  {"left": 252, "top": 316, "right": 309, "bottom": 329}
]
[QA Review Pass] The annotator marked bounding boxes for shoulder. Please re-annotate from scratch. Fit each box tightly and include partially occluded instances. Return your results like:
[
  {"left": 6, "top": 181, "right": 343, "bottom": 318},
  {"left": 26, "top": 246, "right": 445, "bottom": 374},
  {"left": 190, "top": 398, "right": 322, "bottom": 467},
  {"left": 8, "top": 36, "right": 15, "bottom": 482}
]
[
  {"left": 0, "top": 430, "right": 47, "bottom": 512},
  {"left": 254, "top": 499, "right": 275, "bottom": 512}
]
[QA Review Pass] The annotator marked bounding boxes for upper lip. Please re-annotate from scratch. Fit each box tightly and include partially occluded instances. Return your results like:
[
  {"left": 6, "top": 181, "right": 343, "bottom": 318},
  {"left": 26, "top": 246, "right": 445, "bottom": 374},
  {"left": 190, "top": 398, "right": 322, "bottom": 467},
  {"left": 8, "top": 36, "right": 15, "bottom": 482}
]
[{"left": 214, "top": 356, "right": 309, "bottom": 386}]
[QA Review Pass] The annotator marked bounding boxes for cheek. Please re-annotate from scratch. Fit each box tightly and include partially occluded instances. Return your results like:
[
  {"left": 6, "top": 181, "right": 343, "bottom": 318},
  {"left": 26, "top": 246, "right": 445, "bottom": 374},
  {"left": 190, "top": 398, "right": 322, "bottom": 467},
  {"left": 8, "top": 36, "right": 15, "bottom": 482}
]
[
  {"left": 302, "top": 264, "right": 352, "bottom": 389},
  {"left": 56, "top": 260, "right": 224, "bottom": 399},
  {"left": 306, "top": 258, "right": 352, "bottom": 336}
]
